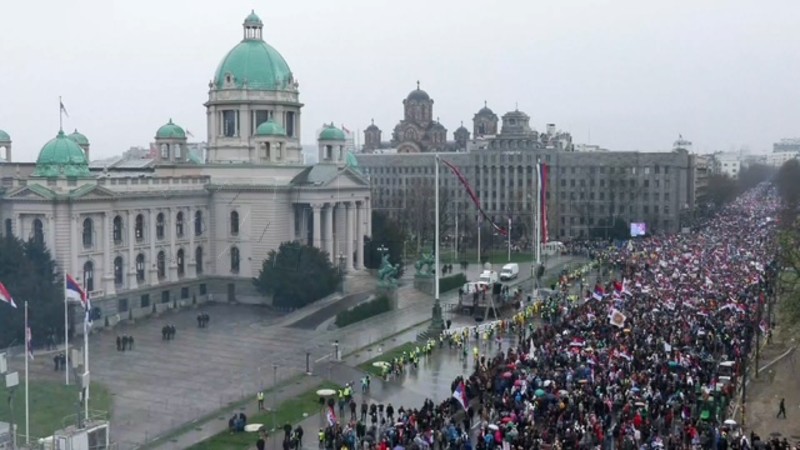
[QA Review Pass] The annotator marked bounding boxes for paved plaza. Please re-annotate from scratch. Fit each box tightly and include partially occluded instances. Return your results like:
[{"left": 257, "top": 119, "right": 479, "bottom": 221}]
[{"left": 12, "top": 256, "right": 584, "bottom": 449}]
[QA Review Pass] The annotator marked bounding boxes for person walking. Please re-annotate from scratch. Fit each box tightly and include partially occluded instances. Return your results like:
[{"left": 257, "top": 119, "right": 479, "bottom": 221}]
[
  {"left": 777, "top": 398, "right": 787, "bottom": 419},
  {"left": 257, "top": 391, "right": 265, "bottom": 411}
]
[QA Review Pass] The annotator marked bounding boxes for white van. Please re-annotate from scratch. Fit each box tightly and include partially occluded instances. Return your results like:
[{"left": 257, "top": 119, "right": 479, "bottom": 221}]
[
  {"left": 479, "top": 270, "right": 499, "bottom": 284},
  {"left": 542, "top": 241, "right": 566, "bottom": 256},
  {"left": 500, "top": 263, "right": 519, "bottom": 281}
]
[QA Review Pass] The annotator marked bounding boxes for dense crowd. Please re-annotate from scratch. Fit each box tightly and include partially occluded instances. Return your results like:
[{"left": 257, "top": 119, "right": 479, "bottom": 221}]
[{"left": 319, "top": 186, "right": 790, "bottom": 450}]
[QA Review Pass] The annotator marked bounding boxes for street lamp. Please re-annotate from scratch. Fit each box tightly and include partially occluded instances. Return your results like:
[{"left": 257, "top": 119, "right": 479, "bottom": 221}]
[{"left": 271, "top": 363, "right": 278, "bottom": 448}]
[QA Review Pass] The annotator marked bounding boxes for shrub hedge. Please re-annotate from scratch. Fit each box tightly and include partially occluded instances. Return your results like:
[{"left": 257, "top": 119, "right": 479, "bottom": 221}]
[
  {"left": 439, "top": 273, "right": 467, "bottom": 294},
  {"left": 335, "top": 295, "right": 392, "bottom": 328}
]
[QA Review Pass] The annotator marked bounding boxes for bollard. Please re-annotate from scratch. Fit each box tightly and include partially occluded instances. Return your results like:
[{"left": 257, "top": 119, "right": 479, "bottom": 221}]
[{"left": 305, "top": 352, "right": 311, "bottom": 375}]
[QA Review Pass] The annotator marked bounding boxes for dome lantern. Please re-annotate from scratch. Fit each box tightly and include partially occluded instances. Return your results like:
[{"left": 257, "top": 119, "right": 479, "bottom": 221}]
[
  {"left": 243, "top": 10, "right": 263, "bottom": 40},
  {"left": 154, "top": 119, "right": 188, "bottom": 164},
  {"left": 318, "top": 123, "right": 346, "bottom": 164}
]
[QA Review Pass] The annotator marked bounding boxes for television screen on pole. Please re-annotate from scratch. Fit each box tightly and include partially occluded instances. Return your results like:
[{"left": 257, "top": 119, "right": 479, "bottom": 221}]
[{"left": 630, "top": 222, "right": 647, "bottom": 237}]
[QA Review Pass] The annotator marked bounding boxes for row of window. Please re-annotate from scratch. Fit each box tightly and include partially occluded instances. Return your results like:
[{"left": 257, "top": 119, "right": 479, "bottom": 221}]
[
  {"left": 117, "top": 284, "right": 209, "bottom": 313},
  {"left": 81, "top": 246, "right": 242, "bottom": 291}
]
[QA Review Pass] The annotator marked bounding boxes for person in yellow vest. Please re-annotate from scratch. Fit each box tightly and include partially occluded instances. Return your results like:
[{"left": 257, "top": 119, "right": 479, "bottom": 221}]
[
  {"left": 318, "top": 428, "right": 325, "bottom": 449},
  {"left": 257, "top": 390, "right": 265, "bottom": 411}
]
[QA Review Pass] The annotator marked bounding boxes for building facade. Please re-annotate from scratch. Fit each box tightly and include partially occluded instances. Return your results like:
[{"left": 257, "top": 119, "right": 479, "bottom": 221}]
[
  {"left": 0, "top": 11, "right": 371, "bottom": 331},
  {"left": 358, "top": 104, "right": 696, "bottom": 243}
]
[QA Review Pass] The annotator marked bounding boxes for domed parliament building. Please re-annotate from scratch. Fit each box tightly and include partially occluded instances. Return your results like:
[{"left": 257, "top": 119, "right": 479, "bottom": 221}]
[{"left": 0, "top": 12, "right": 371, "bottom": 330}]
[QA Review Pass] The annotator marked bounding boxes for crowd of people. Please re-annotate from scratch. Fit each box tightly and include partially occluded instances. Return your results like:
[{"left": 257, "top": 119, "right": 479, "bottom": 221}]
[{"left": 317, "top": 185, "right": 793, "bottom": 450}]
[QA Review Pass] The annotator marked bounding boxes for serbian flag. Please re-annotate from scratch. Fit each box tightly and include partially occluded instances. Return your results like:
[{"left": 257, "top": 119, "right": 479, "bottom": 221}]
[
  {"left": 326, "top": 405, "right": 337, "bottom": 426},
  {"left": 0, "top": 282, "right": 17, "bottom": 308},
  {"left": 592, "top": 284, "right": 606, "bottom": 301},
  {"left": 452, "top": 381, "right": 468, "bottom": 410},
  {"left": 441, "top": 158, "right": 507, "bottom": 236},
  {"left": 66, "top": 274, "right": 92, "bottom": 326},
  {"left": 26, "top": 326, "right": 34, "bottom": 360}
]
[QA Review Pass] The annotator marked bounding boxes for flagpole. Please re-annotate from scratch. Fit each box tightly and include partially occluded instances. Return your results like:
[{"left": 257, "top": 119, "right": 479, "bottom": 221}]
[
  {"left": 507, "top": 218, "right": 512, "bottom": 262},
  {"left": 435, "top": 155, "right": 440, "bottom": 301},
  {"left": 83, "top": 312, "right": 89, "bottom": 422},
  {"left": 24, "top": 301, "right": 29, "bottom": 445},
  {"left": 59, "top": 96, "right": 63, "bottom": 131},
  {"left": 64, "top": 273, "right": 69, "bottom": 386},
  {"left": 535, "top": 160, "right": 541, "bottom": 267},
  {"left": 477, "top": 218, "right": 481, "bottom": 264}
]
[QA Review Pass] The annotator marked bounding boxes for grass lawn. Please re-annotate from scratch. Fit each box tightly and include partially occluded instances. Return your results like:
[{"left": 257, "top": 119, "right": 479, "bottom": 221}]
[
  {"left": 357, "top": 341, "right": 418, "bottom": 377},
  {"left": 440, "top": 249, "right": 537, "bottom": 265},
  {"left": 187, "top": 381, "right": 339, "bottom": 450},
  {"left": 0, "top": 380, "right": 112, "bottom": 439}
]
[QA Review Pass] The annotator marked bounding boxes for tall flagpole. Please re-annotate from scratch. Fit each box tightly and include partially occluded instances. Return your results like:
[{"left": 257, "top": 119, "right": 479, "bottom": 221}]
[
  {"left": 83, "top": 308, "right": 89, "bottom": 422},
  {"left": 435, "top": 155, "right": 440, "bottom": 300},
  {"left": 24, "top": 301, "right": 30, "bottom": 445},
  {"left": 64, "top": 273, "right": 69, "bottom": 386},
  {"left": 507, "top": 218, "right": 512, "bottom": 262},
  {"left": 454, "top": 200, "right": 458, "bottom": 262},
  {"left": 59, "top": 96, "right": 63, "bottom": 131},
  {"left": 535, "top": 159, "right": 541, "bottom": 267}
]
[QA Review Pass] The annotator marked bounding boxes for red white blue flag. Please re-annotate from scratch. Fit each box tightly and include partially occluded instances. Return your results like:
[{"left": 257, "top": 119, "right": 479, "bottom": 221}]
[
  {"left": 440, "top": 158, "right": 507, "bottom": 236},
  {"left": 0, "top": 282, "right": 16, "bottom": 309},
  {"left": 66, "top": 274, "right": 92, "bottom": 326},
  {"left": 452, "top": 381, "right": 468, "bottom": 410},
  {"left": 326, "top": 405, "right": 337, "bottom": 426}
]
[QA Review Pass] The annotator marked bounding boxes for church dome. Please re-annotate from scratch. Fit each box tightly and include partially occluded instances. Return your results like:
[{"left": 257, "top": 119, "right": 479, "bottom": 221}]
[
  {"left": 319, "top": 124, "right": 346, "bottom": 141},
  {"left": 68, "top": 129, "right": 89, "bottom": 146},
  {"left": 477, "top": 105, "right": 495, "bottom": 116},
  {"left": 156, "top": 119, "right": 186, "bottom": 139},
  {"left": 0, "top": 130, "right": 10, "bottom": 143},
  {"left": 456, "top": 123, "right": 469, "bottom": 133},
  {"left": 255, "top": 120, "right": 286, "bottom": 137},
  {"left": 406, "top": 88, "right": 430, "bottom": 102},
  {"left": 33, "top": 130, "right": 90, "bottom": 177},
  {"left": 214, "top": 11, "right": 294, "bottom": 91}
]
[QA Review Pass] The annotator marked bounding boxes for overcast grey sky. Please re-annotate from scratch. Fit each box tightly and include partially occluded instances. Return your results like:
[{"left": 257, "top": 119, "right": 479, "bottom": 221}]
[{"left": 2, "top": 0, "right": 799, "bottom": 161}]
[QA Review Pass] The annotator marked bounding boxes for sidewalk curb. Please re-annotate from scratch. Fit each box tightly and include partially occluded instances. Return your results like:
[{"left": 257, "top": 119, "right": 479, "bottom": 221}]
[{"left": 731, "top": 345, "right": 797, "bottom": 421}]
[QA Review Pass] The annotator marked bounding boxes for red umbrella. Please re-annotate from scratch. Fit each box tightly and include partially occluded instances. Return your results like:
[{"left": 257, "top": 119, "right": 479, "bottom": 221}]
[{"left": 502, "top": 371, "right": 513, "bottom": 379}]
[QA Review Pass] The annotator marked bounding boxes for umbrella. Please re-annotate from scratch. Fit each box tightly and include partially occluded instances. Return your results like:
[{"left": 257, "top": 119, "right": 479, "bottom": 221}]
[
  {"left": 316, "top": 389, "right": 336, "bottom": 397},
  {"left": 558, "top": 389, "right": 569, "bottom": 396},
  {"left": 395, "top": 422, "right": 405, "bottom": 427},
  {"left": 514, "top": 380, "right": 523, "bottom": 386},
  {"left": 488, "top": 424, "right": 499, "bottom": 431},
  {"left": 372, "top": 361, "right": 391, "bottom": 368},
  {"left": 724, "top": 419, "right": 737, "bottom": 426},
  {"left": 534, "top": 389, "right": 545, "bottom": 397}
]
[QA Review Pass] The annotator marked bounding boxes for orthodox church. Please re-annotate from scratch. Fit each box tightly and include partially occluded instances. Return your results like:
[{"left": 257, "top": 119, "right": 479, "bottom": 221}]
[{"left": 0, "top": 11, "right": 372, "bottom": 331}]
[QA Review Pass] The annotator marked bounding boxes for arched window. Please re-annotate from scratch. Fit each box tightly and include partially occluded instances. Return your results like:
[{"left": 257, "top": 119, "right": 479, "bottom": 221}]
[
  {"left": 195, "top": 246, "right": 204, "bottom": 275},
  {"left": 113, "top": 215, "right": 123, "bottom": 244},
  {"left": 230, "top": 247, "right": 240, "bottom": 273},
  {"left": 230, "top": 211, "right": 239, "bottom": 235},
  {"left": 32, "top": 218, "right": 44, "bottom": 245},
  {"left": 156, "top": 213, "right": 165, "bottom": 240},
  {"left": 114, "top": 256, "right": 124, "bottom": 286},
  {"left": 83, "top": 261, "right": 94, "bottom": 292},
  {"left": 135, "top": 214, "right": 144, "bottom": 241},
  {"left": 177, "top": 249, "right": 185, "bottom": 277},
  {"left": 135, "top": 254, "right": 145, "bottom": 282},
  {"left": 82, "top": 218, "right": 94, "bottom": 248},
  {"left": 176, "top": 212, "right": 184, "bottom": 237},
  {"left": 157, "top": 251, "right": 166, "bottom": 279},
  {"left": 194, "top": 211, "right": 203, "bottom": 236}
]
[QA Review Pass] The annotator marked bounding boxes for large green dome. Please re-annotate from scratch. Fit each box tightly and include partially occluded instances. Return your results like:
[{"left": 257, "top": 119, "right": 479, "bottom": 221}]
[
  {"left": 319, "top": 124, "right": 346, "bottom": 141},
  {"left": 0, "top": 130, "right": 10, "bottom": 142},
  {"left": 156, "top": 119, "right": 186, "bottom": 139},
  {"left": 33, "top": 130, "right": 91, "bottom": 178},
  {"left": 214, "top": 37, "right": 294, "bottom": 91},
  {"left": 255, "top": 120, "right": 286, "bottom": 137}
]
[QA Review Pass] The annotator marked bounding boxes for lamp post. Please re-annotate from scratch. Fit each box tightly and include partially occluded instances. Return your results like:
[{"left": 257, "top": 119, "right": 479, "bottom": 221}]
[
  {"left": 271, "top": 364, "right": 278, "bottom": 448},
  {"left": 377, "top": 244, "right": 388, "bottom": 260}
]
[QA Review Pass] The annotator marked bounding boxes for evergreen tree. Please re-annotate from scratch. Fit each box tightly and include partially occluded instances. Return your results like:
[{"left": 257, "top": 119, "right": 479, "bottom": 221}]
[
  {"left": 363, "top": 211, "right": 405, "bottom": 276},
  {"left": 0, "top": 237, "right": 63, "bottom": 349},
  {"left": 253, "top": 241, "right": 341, "bottom": 308}
]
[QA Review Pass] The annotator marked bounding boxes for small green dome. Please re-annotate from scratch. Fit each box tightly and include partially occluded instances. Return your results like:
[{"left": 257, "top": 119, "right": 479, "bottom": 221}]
[
  {"left": 68, "top": 129, "right": 89, "bottom": 146},
  {"left": 156, "top": 119, "right": 186, "bottom": 139},
  {"left": 0, "top": 130, "right": 10, "bottom": 142},
  {"left": 214, "top": 40, "right": 294, "bottom": 91},
  {"left": 255, "top": 120, "right": 286, "bottom": 137},
  {"left": 33, "top": 130, "right": 91, "bottom": 178},
  {"left": 244, "top": 10, "right": 263, "bottom": 27},
  {"left": 319, "top": 124, "right": 346, "bottom": 141}
]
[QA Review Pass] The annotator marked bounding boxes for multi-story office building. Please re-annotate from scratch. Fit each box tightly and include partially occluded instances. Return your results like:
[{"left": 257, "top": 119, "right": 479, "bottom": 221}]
[
  {"left": 773, "top": 138, "right": 800, "bottom": 153},
  {"left": 357, "top": 99, "right": 697, "bottom": 242}
]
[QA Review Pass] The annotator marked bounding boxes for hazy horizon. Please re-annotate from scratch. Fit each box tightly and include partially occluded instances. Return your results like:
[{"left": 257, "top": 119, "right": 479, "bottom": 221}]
[{"left": 2, "top": 0, "right": 799, "bottom": 161}]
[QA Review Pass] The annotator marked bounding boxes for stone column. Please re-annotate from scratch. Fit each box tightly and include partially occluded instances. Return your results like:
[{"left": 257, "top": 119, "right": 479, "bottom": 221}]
[
  {"left": 102, "top": 212, "right": 115, "bottom": 295},
  {"left": 345, "top": 202, "right": 354, "bottom": 271},
  {"left": 364, "top": 198, "right": 372, "bottom": 238},
  {"left": 188, "top": 207, "right": 196, "bottom": 278},
  {"left": 149, "top": 209, "right": 159, "bottom": 285},
  {"left": 15, "top": 215, "right": 22, "bottom": 239},
  {"left": 356, "top": 202, "right": 364, "bottom": 270},
  {"left": 70, "top": 214, "right": 79, "bottom": 277},
  {"left": 46, "top": 214, "right": 56, "bottom": 259},
  {"left": 325, "top": 203, "right": 334, "bottom": 262},
  {"left": 127, "top": 211, "right": 137, "bottom": 289},
  {"left": 169, "top": 208, "right": 178, "bottom": 280},
  {"left": 311, "top": 203, "right": 322, "bottom": 250},
  {"left": 287, "top": 203, "right": 296, "bottom": 242}
]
